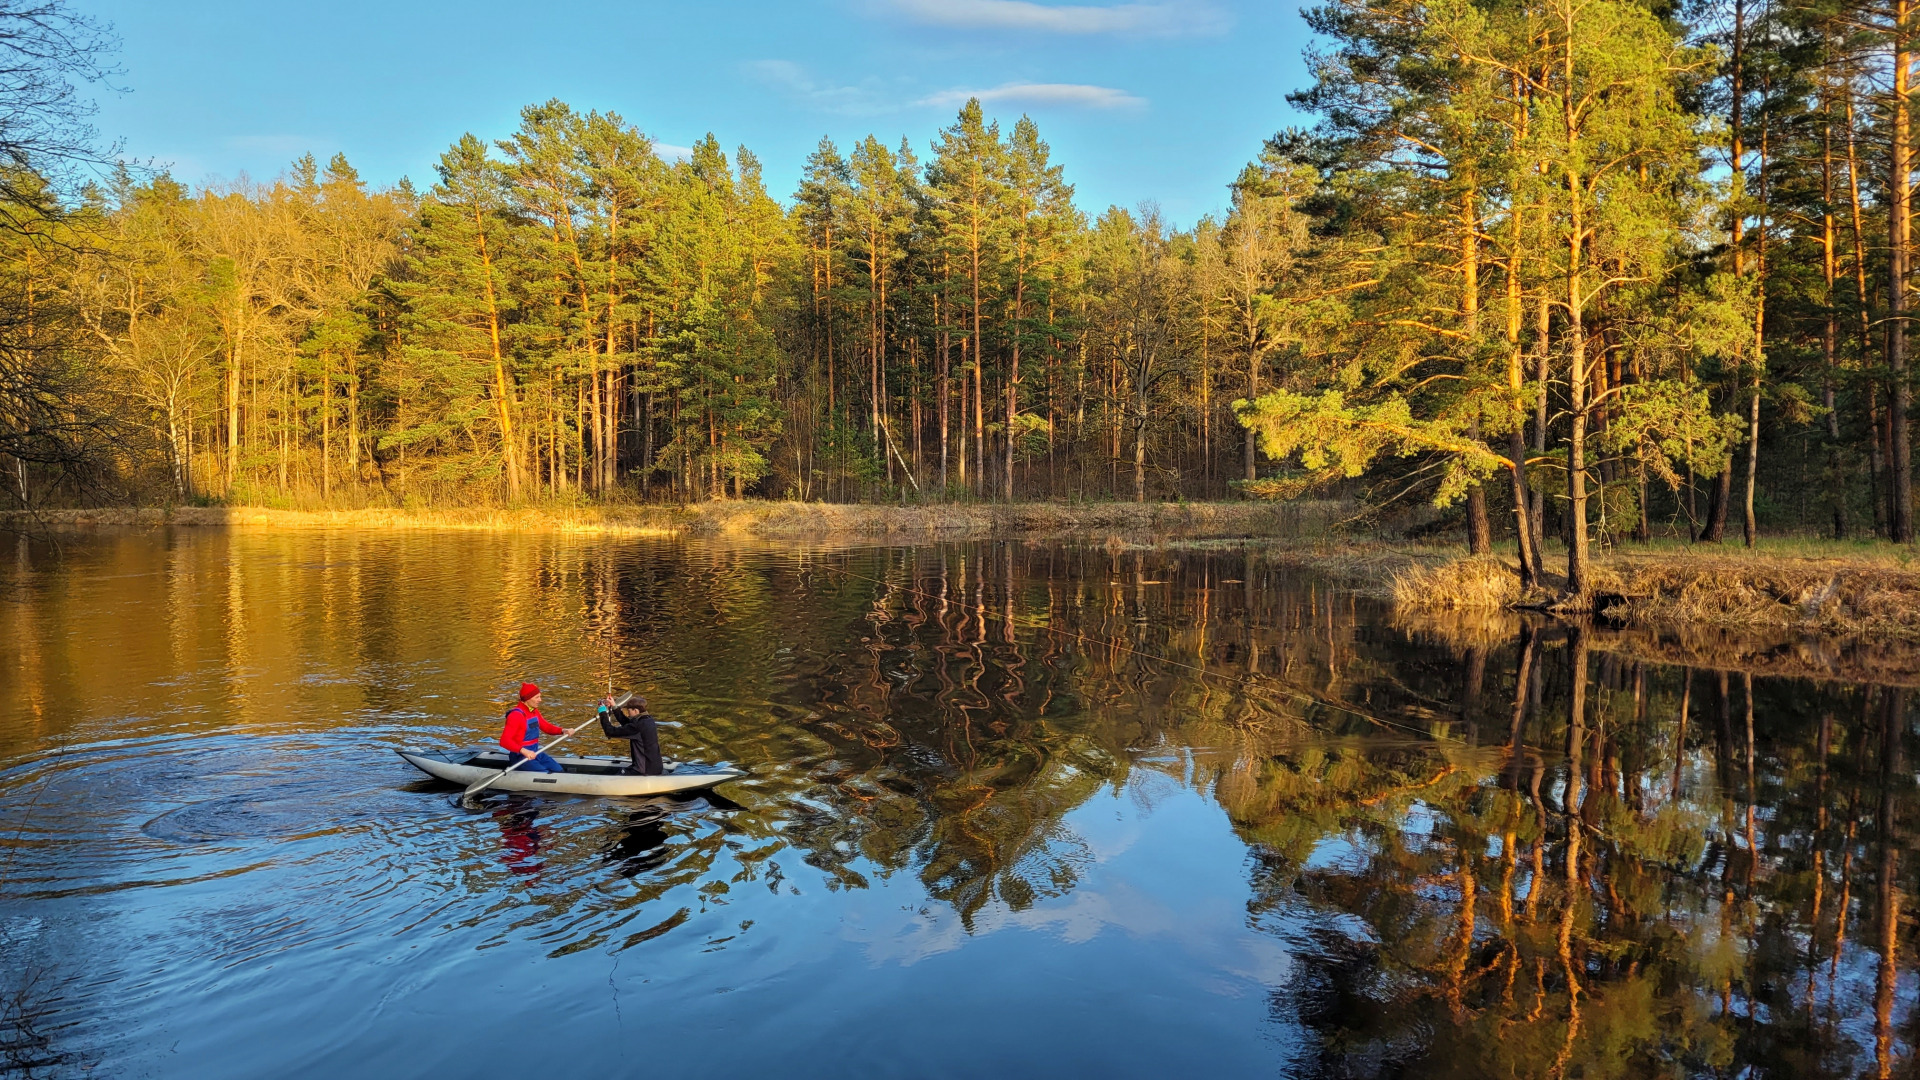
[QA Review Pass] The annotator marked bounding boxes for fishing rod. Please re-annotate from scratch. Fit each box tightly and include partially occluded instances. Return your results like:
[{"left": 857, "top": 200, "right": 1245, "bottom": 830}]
[{"left": 466, "top": 622, "right": 619, "bottom": 806}]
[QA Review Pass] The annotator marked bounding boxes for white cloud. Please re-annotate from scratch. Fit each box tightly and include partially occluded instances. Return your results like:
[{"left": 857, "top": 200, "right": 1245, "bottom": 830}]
[
  {"left": 920, "top": 82, "right": 1145, "bottom": 109},
  {"left": 745, "top": 59, "right": 900, "bottom": 115},
  {"left": 654, "top": 143, "right": 693, "bottom": 161},
  {"left": 882, "top": 0, "right": 1227, "bottom": 36},
  {"left": 748, "top": 60, "right": 1145, "bottom": 117}
]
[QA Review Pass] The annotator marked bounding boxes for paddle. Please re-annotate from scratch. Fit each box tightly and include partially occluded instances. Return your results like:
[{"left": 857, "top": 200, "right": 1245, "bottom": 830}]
[{"left": 460, "top": 723, "right": 586, "bottom": 804}]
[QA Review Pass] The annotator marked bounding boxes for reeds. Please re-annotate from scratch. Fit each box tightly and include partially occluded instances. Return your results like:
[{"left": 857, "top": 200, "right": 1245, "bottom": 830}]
[
  {"left": 1390, "top": 556, "right": 1524, "bottom": 610},
  {"left": 1607, "top": 556, "right": 1920, "bottom": 638},
  {"left": 1392, "top": 545, "right": 1920, "bottom": 640}
]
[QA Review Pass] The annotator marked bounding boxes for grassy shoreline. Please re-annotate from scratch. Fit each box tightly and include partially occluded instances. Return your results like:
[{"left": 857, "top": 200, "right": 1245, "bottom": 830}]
[
  {"left": 1390, "top": 540, "right": 1920, "bottom": 641},
  {"left": 17, "top": 501, "right": 1920, "bottom": 645},
  {"left": 1, "top": 499, "right": 1342, "bottom": 541}
]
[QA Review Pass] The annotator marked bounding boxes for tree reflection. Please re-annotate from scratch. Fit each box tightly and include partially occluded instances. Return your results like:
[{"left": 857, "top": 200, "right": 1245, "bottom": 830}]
[
  {"left": 19, "top": 530, "right": 1910, "bottom": 1075},
  {"left": 1220, "top": 617, "right": 1917, "bottom": 1078},
  {"left": 569, "top": 539, "right": 1913, "bottom": 1077}
]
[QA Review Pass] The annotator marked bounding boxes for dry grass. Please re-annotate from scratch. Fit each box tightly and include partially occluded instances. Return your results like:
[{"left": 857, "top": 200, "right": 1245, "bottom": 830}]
[
  {"left": 1392, "top": 544, "right": 1920, "bottom": 640},
  {"left": 1390, "top": 557, "right": 1525, "bottom": 611},
  {"left": 1606, "top": 555, "right": 1920, "bottom": 639}
]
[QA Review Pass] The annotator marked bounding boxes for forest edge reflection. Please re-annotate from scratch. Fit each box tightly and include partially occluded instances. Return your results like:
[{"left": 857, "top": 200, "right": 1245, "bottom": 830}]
[
  {"left": 1, "top": 531, "right": 1915, "bottom": 1078},
  {"left": 752, "top": 545, "right": 1919, "bottom": 1076}
]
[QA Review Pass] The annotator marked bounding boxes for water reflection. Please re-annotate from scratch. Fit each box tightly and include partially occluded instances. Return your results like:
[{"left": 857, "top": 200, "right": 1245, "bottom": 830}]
[
  {"left": 494, "top": 805, "right": 546, "bottom": 877},
  {"left": 0, "top": 529, "right": 1913, "bottom": 1077}
]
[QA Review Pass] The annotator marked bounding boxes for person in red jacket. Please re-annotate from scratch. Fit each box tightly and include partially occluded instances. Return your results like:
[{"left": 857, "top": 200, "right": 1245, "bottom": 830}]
[{"left": 499, "top": 683, "right": 576, "bottom": 773}]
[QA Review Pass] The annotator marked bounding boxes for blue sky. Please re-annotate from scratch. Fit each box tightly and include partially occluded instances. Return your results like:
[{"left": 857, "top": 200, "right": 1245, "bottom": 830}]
[{"left": 83, "top": 0, "right": 1313, "bottom": 226}]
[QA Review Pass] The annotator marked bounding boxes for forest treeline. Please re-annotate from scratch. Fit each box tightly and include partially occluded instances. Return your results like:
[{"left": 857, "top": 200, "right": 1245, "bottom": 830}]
[
  {"left": 0, "top": 0, "right": 1915, "bottom": 598},
  {"left": 6, "top": 98, "right": 1259, "bottom": 512}
]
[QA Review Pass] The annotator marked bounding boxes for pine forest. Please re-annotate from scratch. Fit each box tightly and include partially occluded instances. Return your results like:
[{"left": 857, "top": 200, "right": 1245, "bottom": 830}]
[{"left": 5, "top": 0, "right": 1920, "bottom": 591}]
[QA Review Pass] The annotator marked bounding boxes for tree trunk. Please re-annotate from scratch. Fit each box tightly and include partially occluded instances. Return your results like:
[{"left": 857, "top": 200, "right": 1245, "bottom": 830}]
[
  {"left": 1461, "top": 189, "right": 1491, "bottom": 557},
  {"left": 1133, "top": 412, "right": 1147, "bottom": 502},
  {"left": 974, "top": 346, "right": 985, "bottom": 498},
  {"left": 226, "top": 337, "right": 240, "bottom": 493},
  {"left": 166, "top": 400, "right": 185, "bottom": 500},
  {"left": 958, "top": 356, "right": 969, "bottom": 492},
  {"left": 1870, "top": 386, "right": 1888, "bottom": 536},
  {"left": 1006, "top": 276, "right": 1024, "bottom": 502},
  {"left": 1848, "top": 84, "right": 1882, "bottom": 535},
  {"left": 1635, "top": 454, "right": 1650, "bottom": 542},
  {"left": 1892, "top": 5, "right": 1914, "bottom": 542},
  {"left": 1823, "top": 82, "right": 1845, "bottom": 539},
  {"left": 1244, "top": 350, "right": 1260, "bottom": 483},
  {"left": 1744, "top": 79, "right": 1772, "bottom": 549},
  {"left": 1465, "top": 412, "right": 1492, "bottom": 555},
  {"left": 475, "top": 209, "right": 522, "bottom": 501},
  {"left": 1502, "top": 179, "right": 1537, "bottom": 588},
  {"left": 1564, "top": 109, "right": 1592, "bottom": 601},
  {"left": 1743, "top": 377, "right": 1761, "bottom": 547},
  {"left": 972, "top": 204, "right": 985, "bottom": 498},
  {"left": 939, "top": 290, "right": 951, "bottom": 495},
  {"left": 1509, "top": 425, "right": 1536, "bottom": 588},
  {"left": 321, "top": 351, "right": 331, "bottom": 502},
  {"left": 347, "top": 361, "right": 358, "bottom": 494},
  {"left": 1699, "top": 454, "right": 1732, "bottom": 543},
  {"left": 1530, "top": 293, "right": 1549, "bottom": 574},
  {"left": 1567, "top": 305, "right": 1592, "bottom": 601},
  {"left": 1466, "top": 478, "right": 1492, "bottom": 555},
  {"left": 589, "top": 356, "right": 604, "bottom": 495}
]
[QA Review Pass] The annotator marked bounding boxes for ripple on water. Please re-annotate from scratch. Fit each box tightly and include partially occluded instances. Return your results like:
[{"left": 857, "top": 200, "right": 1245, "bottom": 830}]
[{"left": 139, "top": 789, "right": 361, "bottom": 844}]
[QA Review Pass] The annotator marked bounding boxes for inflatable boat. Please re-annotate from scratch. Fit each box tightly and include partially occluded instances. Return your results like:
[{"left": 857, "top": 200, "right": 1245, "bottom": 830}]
[{"left": 398, "top": 749, "right": 745, "bottom": 797}]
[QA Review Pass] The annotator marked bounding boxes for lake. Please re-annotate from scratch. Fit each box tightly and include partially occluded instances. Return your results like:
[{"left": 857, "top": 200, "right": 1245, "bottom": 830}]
[{"left": 0, "top": 528, "right": 1911, "bottom": 1078}]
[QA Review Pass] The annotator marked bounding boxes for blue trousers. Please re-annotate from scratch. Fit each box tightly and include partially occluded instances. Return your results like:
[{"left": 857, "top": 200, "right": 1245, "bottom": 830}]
[{"left": 516, "top": 750, "right": 563, "bottom": 773}]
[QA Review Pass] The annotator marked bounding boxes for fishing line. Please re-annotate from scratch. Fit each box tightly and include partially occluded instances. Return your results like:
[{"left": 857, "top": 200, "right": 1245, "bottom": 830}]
[{"left": 813, "top": 554, "right": 1468, "bottom": 746}]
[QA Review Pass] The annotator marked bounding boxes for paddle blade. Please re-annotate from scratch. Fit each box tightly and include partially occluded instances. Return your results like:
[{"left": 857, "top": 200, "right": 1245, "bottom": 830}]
[{"left": 460, "top": 766, "right": 510, "bottom": 802}]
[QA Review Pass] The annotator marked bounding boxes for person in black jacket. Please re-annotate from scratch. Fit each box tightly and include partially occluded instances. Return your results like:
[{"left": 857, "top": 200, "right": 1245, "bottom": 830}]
[{"left": 598, "top": 692, "right": 663, "bottom": 776}]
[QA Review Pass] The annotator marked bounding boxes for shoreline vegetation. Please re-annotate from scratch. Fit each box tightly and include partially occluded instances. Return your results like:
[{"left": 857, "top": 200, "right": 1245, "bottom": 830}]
[
  {"left": 15, "top": 499, "right": 1920, "bottom": 649},
  {"left": 1, "top": 499, "right": 1341, "bottom": 541},
  {"left": 1391, "top": 543, "right": 1920, "bottom": 640},
  {"left": 4, "top": 0, "right": 1920, "bottom": 667}
]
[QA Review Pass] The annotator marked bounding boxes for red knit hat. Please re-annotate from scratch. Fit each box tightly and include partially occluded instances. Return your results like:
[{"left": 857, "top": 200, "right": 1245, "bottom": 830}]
[{"left": 519, "top": 682, "right": 540, "bottom": 701}]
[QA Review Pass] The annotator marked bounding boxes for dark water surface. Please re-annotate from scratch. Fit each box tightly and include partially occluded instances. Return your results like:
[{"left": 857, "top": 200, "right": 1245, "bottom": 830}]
[{"left": 1, "top": 528, "right": 1914, "bottom": 1078}]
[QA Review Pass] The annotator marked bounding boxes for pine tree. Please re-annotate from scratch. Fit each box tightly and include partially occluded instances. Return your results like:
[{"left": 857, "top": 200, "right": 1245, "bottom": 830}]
[
  {"left": 396, "top": 134, "right": 528, "bottom": 496},
  {"left": 927, "top": 100, "right": 1008, "bottom": 496}
]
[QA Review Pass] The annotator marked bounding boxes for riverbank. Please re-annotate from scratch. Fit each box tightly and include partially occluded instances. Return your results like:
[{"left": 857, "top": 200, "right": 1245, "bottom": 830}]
[
  {"left": 2, "top": 499, "right": 1344, "bottom": 541},
  {"left": 20, "top": 502, "right": 1919, "bottom": 644},
  {"left": 1389, "top": 541, "right": 1920, "bottom": 640}
]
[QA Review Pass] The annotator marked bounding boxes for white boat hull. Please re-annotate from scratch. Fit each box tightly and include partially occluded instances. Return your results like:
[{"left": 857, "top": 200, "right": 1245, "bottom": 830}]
[{"left": 397, "top": 750, "right": 745, "bottom": 797}]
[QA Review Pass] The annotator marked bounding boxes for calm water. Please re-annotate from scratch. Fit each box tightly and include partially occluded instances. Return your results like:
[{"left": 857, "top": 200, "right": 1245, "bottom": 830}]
[{"left": 0, "top": 528, "right": 1913, "bottom": 1078}]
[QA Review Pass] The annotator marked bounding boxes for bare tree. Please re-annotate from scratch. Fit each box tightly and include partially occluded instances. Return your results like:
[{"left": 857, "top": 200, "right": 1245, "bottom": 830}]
[
  {"left": 0, "top": 2, "right": 118, "bottom": 225},
  {"left": 0, "top": 1, "right": 121, "bottom": 510}
]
